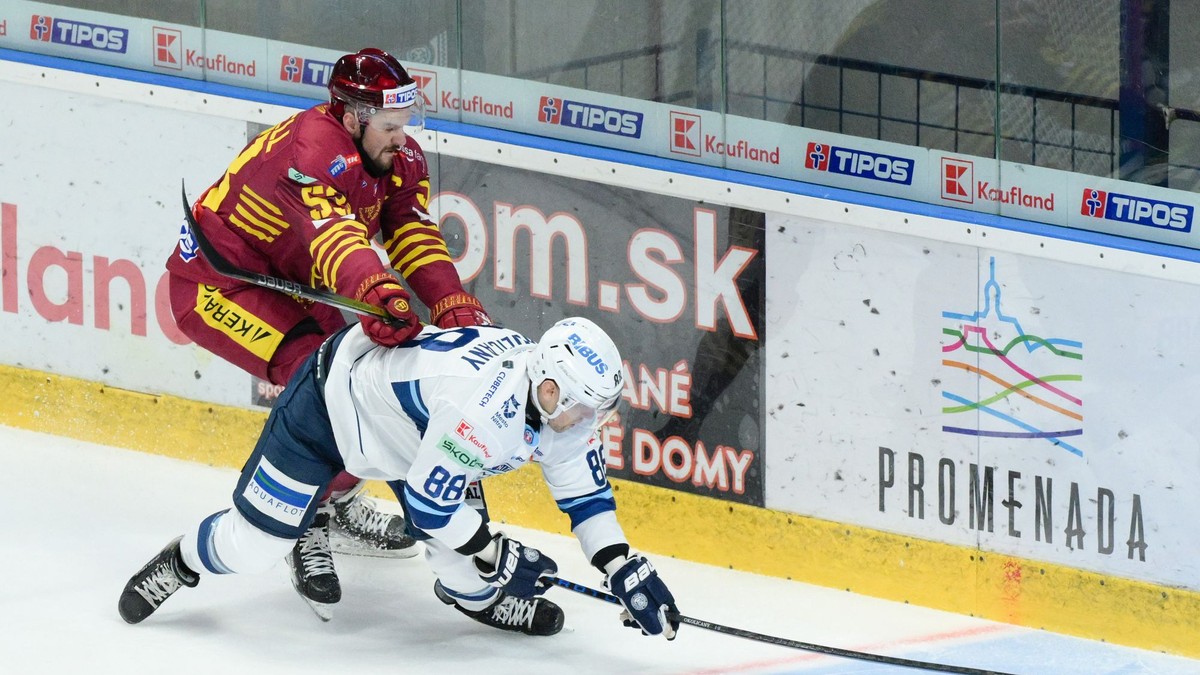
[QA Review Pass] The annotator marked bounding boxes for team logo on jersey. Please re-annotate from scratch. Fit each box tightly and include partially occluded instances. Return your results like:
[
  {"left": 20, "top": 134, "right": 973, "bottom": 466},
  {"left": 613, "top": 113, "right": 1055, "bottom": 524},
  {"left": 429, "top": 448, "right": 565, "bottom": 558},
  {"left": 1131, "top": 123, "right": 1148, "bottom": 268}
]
[
  {"left": 1079, "top": 188, "right": 1193, "bottom": 232},
  {"left": 501, "top": 394, "right": 520, "bottom": 419},
  {"left": 524, "top": 425, "right": 539, "bottom": 447},
  {"left": 177, "top": 221, "right": 198, "bottom": 263},
  {"left": 30, "top": 14, "right": 128, "bottom": 53}
]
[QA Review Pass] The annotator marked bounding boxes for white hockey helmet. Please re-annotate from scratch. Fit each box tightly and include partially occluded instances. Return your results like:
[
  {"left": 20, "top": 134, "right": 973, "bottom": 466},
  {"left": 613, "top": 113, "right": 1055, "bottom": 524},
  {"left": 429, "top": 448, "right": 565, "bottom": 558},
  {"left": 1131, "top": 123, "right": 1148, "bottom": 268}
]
[{"left": 528, "top": 317, "right": 624, "bottom": 430}]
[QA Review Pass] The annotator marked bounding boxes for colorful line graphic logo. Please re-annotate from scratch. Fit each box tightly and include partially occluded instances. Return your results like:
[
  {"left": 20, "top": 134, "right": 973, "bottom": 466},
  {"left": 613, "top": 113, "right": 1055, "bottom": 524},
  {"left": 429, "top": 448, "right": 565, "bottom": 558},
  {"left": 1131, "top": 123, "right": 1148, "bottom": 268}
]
[{"left": 940, "top": 258, "right": 1084, "bottom": 455}]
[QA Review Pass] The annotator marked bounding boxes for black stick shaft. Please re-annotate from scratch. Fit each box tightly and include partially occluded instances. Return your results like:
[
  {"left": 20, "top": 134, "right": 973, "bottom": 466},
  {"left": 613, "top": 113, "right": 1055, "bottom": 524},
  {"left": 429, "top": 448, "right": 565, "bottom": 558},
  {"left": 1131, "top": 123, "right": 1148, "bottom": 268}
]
[
  {"left": 548, "top": 577, "right": 1015, "bottom": 675},
  {"left": 180, "top": 182, "right": 392, "bottom": 321}
]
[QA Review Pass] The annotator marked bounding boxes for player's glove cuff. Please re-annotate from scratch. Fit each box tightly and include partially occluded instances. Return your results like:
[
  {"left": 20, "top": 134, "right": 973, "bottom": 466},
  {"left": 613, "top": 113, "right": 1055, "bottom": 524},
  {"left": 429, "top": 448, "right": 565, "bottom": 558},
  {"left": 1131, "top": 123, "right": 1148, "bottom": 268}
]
[{"left": 431, "top": 292, "right": 492, "bottom": 328}]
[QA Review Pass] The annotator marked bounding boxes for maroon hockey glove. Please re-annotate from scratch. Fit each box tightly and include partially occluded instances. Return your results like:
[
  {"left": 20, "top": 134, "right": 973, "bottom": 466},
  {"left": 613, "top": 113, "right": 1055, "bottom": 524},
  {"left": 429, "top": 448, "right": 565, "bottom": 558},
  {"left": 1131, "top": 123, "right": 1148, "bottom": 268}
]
[
  {"left": 355, "top": 272, "right": 422, "bottom": 347},
  {"left": 431, "top": 292, "right": 492, "bottom": 328}
]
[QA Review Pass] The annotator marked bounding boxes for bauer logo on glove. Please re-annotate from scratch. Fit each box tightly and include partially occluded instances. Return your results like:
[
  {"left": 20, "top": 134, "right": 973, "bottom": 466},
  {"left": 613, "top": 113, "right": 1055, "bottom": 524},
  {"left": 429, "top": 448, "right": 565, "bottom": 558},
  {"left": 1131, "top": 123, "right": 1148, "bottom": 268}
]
[{"left": 606, "top": 554, "right": 680, "bottom": 640}]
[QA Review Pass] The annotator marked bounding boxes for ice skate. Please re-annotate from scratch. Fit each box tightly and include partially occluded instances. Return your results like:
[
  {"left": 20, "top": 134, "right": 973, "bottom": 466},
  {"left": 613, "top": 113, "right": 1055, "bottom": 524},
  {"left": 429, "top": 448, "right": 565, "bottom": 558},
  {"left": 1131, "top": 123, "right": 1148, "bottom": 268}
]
[
  {"left": 288, "top": 510, "right": 340, "bottom": 621},
  {"left": 435, "top": 581, "right": 565, "bottom": 636},
  {"left": 118, "top": 536, "right": 199, "bottom": 624},
  {"left": 330, "top": 492, "right": 419, "bottom": 559}
]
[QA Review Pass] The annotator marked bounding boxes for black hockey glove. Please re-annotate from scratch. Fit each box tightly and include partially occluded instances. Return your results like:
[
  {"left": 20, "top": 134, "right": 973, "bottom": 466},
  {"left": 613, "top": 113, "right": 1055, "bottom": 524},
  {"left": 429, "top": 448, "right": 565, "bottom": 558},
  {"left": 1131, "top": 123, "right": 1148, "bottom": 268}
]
[
  {"left": 606, "top": 555, "right": 679, "bottom": 640},
  {"left": 473, "top": 533, "right": 558, "bottom": 599}
]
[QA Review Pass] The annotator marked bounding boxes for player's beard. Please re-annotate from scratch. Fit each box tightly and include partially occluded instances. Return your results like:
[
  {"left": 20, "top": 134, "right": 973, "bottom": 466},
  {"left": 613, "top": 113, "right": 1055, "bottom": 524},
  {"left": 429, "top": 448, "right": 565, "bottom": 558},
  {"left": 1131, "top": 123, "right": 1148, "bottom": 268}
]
[{"left": 354, "top": 134, "right": 394, "bottom": 178}]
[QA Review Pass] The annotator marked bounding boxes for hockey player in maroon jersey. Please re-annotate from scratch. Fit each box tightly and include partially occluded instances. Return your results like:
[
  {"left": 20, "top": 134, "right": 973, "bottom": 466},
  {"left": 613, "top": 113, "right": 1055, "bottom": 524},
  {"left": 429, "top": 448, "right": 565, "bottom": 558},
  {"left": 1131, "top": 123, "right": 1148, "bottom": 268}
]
[{"left": 165, "top": 48, "right": 491, "bottom": 618}]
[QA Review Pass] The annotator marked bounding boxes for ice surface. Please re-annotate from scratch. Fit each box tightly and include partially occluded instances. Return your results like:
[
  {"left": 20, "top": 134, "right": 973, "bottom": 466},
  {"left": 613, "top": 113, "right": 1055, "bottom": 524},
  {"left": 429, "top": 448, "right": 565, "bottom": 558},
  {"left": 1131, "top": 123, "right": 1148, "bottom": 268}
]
[{"left": 3, "top": 425, "right": 1197, "bottom": 675}]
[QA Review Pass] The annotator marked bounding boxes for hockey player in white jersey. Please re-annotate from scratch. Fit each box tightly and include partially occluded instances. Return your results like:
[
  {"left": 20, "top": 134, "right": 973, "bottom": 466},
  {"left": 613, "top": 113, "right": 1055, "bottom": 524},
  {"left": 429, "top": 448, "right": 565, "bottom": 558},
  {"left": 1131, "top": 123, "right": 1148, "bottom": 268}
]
[{"left": 118, "top": 317, "right": 680, "bottom": 638}]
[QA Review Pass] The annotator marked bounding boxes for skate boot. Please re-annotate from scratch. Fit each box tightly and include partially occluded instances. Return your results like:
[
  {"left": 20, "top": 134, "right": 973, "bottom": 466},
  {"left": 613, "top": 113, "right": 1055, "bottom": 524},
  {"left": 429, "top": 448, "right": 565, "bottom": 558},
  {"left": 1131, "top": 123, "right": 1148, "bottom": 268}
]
[
  {"left": 118, "top": 536, "right": 199, "bottom": 624},
  {"left": 288, "top": 510, "right": 340, "bottom": 621},
  {"left": 435, "top": 581, "right": 565, "bottom": 636},
  {"left": 330, "top": 493, "right": 418, "bottom": 559}
]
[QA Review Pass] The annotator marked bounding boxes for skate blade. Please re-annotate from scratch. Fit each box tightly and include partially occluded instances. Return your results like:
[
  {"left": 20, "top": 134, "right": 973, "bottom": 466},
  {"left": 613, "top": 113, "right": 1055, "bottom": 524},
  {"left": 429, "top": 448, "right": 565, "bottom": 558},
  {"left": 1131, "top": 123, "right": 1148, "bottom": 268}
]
[
  {"left": 286, "top": 558, "right": 338, "bottom": 622},
  {"left": 329, "top": 532, "right": 421, "bottom": 559},
  {"left": 300, "top": 596, "right": 334, "bottom": 622}
]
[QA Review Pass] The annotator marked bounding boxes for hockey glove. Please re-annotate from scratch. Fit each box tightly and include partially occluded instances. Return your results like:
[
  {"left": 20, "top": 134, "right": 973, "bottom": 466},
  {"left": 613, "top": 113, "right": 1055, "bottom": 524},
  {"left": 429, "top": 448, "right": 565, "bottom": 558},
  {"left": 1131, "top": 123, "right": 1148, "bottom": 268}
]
[
  {"left": 473, "top": 532, "right": 558, "bottom": 599},
  {"left": 606, "top": 555, "right": 679, "bottom": 640},
  {"left": 355, "top": 272, "right": 421, "bottom": 347},
  {"left": 431, "top": 292, "right": 492, "bottom": 328}
]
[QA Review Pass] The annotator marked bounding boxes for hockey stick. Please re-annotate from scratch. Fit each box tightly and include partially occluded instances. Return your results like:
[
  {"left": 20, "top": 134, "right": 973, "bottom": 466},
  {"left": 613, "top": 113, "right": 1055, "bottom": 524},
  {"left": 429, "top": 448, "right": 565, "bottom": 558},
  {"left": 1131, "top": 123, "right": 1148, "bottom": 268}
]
[
  {"left": 180, "top": 181, "right": 394, "bottom": 321},
  {"left": 549, "top": 577, "right": 1016, "bottom": 675}
]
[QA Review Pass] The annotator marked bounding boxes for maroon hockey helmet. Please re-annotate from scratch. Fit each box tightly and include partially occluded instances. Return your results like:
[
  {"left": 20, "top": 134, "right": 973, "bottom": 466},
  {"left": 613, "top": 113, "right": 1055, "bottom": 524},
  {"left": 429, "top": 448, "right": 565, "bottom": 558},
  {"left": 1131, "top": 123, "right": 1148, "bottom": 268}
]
[{"left": 328, "top": 48, "right": 424, "bottom": 130}]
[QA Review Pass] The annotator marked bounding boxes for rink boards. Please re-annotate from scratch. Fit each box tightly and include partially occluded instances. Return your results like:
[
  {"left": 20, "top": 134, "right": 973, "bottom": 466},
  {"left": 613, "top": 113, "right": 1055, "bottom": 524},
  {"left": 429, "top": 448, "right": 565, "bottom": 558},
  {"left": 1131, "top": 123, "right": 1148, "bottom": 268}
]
[{"left": 1, "top": 51, "right": 1199, "bottom": 656}]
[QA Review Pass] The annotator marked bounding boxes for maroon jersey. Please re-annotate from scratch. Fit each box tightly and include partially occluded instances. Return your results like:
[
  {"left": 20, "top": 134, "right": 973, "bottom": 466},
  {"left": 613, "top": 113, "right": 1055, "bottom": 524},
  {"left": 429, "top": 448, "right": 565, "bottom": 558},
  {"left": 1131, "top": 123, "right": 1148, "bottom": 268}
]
[{"left": 169, "top": 104, "right": 463, "bottom": 310}]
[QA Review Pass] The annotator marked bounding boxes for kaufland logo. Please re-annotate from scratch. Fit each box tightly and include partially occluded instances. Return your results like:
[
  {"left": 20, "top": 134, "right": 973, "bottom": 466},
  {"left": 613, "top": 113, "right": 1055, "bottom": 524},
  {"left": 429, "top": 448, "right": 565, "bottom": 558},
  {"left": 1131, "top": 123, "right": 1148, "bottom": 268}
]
[
  {"left": 409, "top": 68, "right": 438, "bottom": 113},
  {"left": 670, "top": 112, "right": 701, "bottom": 157},
  {"left": 942, "top": 158, "right": 973, "bottom": 203},
  {"left": 941, "top": 157, "right": 1055, "bottom": 211},
  {"left": 29, "top": 14, "right": 128, "bottom": 53},
  {"left": 669, "top": 111, "right": 779, "bottom": 164},
  {"left": 153, "top": 27, "right": 182, "bottom": 70},
  {"left": 1080, "top": 188, "right": 1193, "bottom": 232},
  {"left": 537, "top": 96, "right": 643, "bottom": 138},
  {"left": 280, "top": 55, "right": 334, "bottom": 86},
  {"left": 805, "top": 141, "right": 913, "bottom": 185}
]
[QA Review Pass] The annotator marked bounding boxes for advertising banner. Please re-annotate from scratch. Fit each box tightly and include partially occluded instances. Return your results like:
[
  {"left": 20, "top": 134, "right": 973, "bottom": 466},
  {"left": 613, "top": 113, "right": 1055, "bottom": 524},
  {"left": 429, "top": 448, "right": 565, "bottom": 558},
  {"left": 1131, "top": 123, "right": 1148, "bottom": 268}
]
[
  {"left": 764, "top": 212, "right": 1200, "bottom": 589},
  {"left": 431, "top": 155, "right": 767, "bottom": 505},
  {"left": 0, "top": 79, "right": 252, "bottom": 407}
]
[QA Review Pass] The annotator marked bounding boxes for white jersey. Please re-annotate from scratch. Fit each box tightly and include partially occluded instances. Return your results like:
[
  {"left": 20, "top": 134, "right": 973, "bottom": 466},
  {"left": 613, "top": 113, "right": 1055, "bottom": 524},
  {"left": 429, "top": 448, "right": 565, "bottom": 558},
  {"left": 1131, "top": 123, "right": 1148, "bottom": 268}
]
[{"left": 323, "top": 324, "right": 625, "bottom": 559}]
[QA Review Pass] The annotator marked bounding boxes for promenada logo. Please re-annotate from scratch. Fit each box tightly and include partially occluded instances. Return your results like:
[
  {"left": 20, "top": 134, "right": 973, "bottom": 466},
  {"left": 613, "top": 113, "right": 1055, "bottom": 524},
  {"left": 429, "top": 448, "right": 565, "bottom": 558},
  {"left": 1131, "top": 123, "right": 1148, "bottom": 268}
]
[
  {"left": 280, "top": 55, "right": 335, "bottom": 87},
  {"left": 537, "top": 96, "right": 643, "bottom": 138},
  {"left": 1080, "top": 187, "right": 1193, "bottom": 233},
  {"left": 940, "top": 258, "right": 1084, "bottom": 456},
  {"left": 804, "top": 141, "right": 913, "bottom": 185},
  {"left": 29, "top": 14, "right": 128, "bottom": 53}
]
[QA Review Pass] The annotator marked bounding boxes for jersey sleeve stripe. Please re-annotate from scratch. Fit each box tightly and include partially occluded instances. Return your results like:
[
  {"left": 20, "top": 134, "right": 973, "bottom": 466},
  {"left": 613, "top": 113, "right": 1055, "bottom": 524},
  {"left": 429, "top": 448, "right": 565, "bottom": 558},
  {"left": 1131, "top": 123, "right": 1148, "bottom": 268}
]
[
  {"left": 554, "top": 486, "right": 617, "bottom": 528},
  {"left": 227, "top": 212, "right": 274, "bottom": 242},
  {"left": 240, "top": 193, "right": 289, "bottom": 230},
  {"left": 403, "top": 484, "right": 454, "bottom": 530},
  {"left": 390, "top": 242, "right": 452, "bottom": 270},
  {"left": 241, "top": 185, "right": 285, "bottom": 215},
  {"left": 232, "top": 204, "right": 282, "bottom": 236},
  {"left": 390, "top": 380, "right": 430, "bottom": 435}
]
